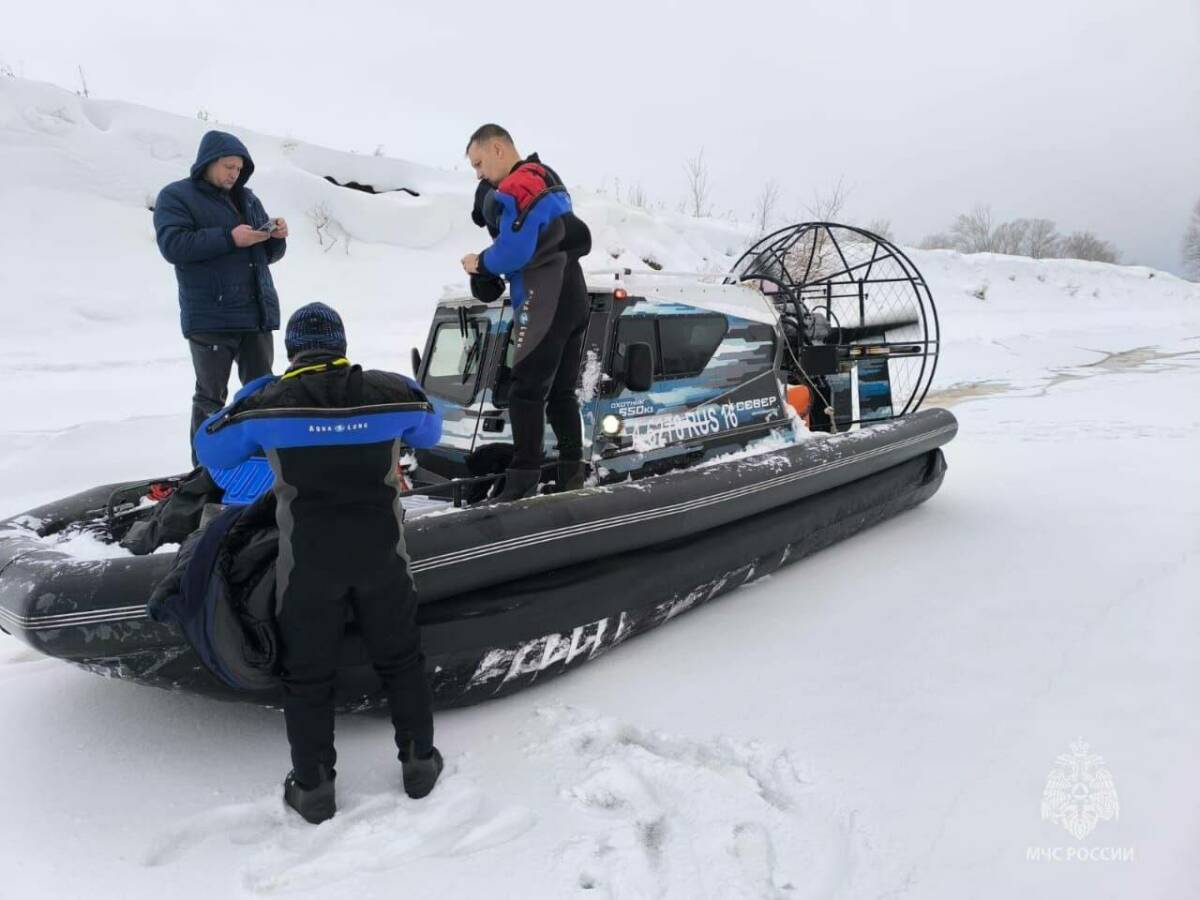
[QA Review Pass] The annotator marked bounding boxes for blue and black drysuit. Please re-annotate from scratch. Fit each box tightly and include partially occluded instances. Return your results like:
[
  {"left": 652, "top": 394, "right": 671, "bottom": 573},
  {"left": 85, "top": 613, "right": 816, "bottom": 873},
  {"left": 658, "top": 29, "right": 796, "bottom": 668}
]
[
  {"left": 194, "top": 353, "right": 442, "bottom": 786},
  {"left": 473, "top": 158, "right": 592, "bottom": 472}
]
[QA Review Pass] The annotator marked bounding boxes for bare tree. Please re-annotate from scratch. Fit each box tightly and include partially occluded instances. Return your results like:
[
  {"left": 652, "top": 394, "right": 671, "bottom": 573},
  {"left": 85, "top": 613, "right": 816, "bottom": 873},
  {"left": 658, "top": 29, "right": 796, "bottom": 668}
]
[
  {"left": 992, "top": 218, "right": 1031, "bottom": 256},
  {"left": 773, "top": 178, "right": 854, "bottom": 282},
  {"left": 805, "top": 176, "right": 850, "bottom": 222},
  {"left": 752, "top": 178, "right": 780, "bottom": 235},
  {"left": 76, "top": 65, "right": 90, "bottom": 98},
  {"left": 865, "top": 218, "right": 895, "bottom": 241},
  {"left": 920, "top": 211, "right": 1065, "bottom": 258},
  {"left": 1183, "top": 198, "right": 1200, "bottom": 279},
  {"left": 1024, "top": 218, "right": 1061, "bottom": 259},
  {"left": 918, "top": 232, "right": 955, "bottom": 250},
  {"left": 684, "top": 148, "right": 712, "bottom": 217},
  {"left": 949, "top": 205, "right": 996, "bottom": 253},
  {"left": 307, "top": 202, "right": 331, "bottom": 245},
  {"left": 1060, "top": 230, "right": 1119, "bottom": 263},
  {"left": 306, "top": 202, "right": 351, "bottom": 254},
  {"left": 627, "top": 182, "right": 649, "bottom": 208}
]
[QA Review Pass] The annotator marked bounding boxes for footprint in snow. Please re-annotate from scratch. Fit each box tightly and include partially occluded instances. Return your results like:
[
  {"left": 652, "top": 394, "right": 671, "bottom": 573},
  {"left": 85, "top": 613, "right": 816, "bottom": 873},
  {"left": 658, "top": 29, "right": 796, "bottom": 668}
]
[
  {"left": 143, "top": 797, "right": 281, "bottom": 867},
  {"left": 531, "top": 706, "right": 877, "bottom": 900},
  {"left": 141, "top": 763, "right": 535, "bottom": 895}
]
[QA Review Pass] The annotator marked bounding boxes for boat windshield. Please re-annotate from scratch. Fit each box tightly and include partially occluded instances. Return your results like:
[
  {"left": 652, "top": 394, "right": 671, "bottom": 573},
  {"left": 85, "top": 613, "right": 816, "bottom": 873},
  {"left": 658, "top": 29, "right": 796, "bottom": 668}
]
[{"left": 423, "top": 318, "right": 488, "bottom": 405}]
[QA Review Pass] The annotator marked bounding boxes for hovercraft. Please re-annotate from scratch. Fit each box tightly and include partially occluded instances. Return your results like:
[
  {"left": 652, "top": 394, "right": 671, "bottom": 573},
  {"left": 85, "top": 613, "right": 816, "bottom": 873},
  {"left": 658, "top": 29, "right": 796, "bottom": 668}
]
[{"left": 0, "top": 224, "right": 956, "bottom": 708}]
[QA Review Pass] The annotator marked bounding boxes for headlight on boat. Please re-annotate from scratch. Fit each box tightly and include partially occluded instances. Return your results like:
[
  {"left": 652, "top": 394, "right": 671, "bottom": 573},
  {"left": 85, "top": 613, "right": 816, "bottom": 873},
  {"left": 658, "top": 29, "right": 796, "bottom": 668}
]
[{"left": 601, "top": 414, "right": 624, "bottom": 436}]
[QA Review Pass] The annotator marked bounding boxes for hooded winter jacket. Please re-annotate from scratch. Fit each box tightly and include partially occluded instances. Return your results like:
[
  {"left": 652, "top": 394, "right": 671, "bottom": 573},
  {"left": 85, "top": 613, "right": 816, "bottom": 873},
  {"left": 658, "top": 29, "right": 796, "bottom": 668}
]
[{"left": 154, "top": 130, "right": 285, "bottom": 337}]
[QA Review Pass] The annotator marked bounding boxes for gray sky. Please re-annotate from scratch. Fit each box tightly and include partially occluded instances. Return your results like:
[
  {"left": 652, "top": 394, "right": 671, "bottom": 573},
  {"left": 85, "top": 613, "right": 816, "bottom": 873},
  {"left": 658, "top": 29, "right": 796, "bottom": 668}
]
[{"left": 5, "top": 0, "right": 1199, "bottom": 274}]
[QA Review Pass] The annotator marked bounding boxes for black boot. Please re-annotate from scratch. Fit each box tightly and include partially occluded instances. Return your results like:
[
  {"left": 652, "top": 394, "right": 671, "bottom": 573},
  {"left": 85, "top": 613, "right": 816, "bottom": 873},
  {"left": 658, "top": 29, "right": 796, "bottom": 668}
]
[
  {"left": 400, "top": 744, "right": 444, "bottom": 799},
  {"left": 283, "top": 767, "right": 336, "bottom": 824},
  {"left": 493, "top": 467, "right": 541, "bottom": 502},
  {"left": 555, "top": 460, "right": 586, "bottom": 492}
]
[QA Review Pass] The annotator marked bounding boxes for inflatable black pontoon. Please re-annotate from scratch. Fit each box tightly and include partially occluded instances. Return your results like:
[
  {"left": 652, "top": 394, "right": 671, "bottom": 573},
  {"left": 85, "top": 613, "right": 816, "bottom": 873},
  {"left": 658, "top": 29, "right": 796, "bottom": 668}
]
[{"left": 0, "top": 410, "right": 953, "bottom": 707}]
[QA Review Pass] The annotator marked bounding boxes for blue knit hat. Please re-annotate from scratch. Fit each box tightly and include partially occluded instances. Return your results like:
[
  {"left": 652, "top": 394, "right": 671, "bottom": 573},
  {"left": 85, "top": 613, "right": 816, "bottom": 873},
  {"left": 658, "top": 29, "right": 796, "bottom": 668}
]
[{"left": 285, "top": 302, "right": 347, "bottom": 357}]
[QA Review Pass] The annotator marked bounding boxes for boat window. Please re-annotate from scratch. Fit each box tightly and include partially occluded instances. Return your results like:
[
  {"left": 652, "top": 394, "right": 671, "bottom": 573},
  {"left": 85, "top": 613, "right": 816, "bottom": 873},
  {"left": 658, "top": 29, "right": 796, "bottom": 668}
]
[
  {"left": 423, "top": 319, "right": 487, "bottom": 405},
  {"left": 743, "top": 323, "right": 776, "bottom": 345},
  {"left": 657, "top": 315, "right": 728, "bottom": 378}
]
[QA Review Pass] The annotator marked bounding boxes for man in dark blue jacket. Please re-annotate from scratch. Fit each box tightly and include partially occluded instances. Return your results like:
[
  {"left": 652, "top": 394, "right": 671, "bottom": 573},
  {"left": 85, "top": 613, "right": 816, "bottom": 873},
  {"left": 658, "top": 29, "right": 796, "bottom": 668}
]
[
  {"left": 155, "top": 130, "right": 288, "bottom": 463},
  {"left": 194, "top": 303, "right": 444, "bottom": 824},
  {"left": 462, "top": 124, "right": 592, "bottom": 501}
]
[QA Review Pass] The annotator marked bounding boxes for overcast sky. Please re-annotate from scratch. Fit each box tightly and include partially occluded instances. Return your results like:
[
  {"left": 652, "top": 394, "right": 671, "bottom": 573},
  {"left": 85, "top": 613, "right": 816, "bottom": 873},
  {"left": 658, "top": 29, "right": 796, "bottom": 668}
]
[{"left": 4, "top": 0, "right": 1198, "bottom": 273}]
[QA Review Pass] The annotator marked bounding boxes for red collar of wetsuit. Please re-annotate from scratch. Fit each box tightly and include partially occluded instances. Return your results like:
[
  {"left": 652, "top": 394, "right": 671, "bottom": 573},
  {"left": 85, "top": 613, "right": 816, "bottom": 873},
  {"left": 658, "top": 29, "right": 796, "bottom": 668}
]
[{"left": 497, "top": 162, "right": 549, "bottom": 213}]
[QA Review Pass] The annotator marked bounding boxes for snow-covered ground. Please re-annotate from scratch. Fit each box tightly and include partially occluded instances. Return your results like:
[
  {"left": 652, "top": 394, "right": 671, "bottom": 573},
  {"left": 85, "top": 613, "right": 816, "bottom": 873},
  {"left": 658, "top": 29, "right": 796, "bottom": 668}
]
[{"left": 1, "top": 77, "right": 1198, "bottom": 898}]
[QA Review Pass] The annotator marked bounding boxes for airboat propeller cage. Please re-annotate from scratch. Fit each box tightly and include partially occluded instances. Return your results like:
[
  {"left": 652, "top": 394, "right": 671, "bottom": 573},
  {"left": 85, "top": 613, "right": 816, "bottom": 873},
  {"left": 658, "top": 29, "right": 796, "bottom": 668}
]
[{"left": 732, "top": 222, "right": 940, "bottom": 429}]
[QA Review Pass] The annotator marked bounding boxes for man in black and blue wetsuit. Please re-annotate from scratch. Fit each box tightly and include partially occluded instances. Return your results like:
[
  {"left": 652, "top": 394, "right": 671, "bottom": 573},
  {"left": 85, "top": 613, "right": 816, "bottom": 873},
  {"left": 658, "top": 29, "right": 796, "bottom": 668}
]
[
  {"left": 462, "top": 124, "right": 592, "bottom": 501},
  {"left": 193, "top": 302, "right": 444, "bottom": 824}
]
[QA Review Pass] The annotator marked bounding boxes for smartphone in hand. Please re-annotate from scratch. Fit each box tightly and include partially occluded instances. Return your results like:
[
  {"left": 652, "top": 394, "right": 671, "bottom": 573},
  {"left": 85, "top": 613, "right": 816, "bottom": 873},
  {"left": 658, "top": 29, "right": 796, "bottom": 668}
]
[{"left": 254, "top": 220, "right": 278, "bottom": 233}]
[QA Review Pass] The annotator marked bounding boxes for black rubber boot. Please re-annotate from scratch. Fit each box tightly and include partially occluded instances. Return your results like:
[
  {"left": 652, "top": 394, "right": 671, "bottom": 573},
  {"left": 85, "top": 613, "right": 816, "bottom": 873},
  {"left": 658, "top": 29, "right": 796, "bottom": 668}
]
[
  {"left": 283, "top": 767, "right": 336, "bottom": 824},
  {"left": 555, "top": 460, "right": 586, "bottom": 492},
  {"left": 493, "top": 467, "right": 541, "bottom": 502},
  {"left": 400, "top": 745, "right": 444, "bottom": 799}
]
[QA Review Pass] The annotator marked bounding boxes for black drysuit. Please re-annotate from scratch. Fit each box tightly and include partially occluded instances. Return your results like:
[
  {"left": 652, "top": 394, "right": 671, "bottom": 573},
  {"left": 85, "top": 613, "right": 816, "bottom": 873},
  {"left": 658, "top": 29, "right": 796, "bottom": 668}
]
[{"left": 194, "top": 353, "right": 442, "bottom": 785}]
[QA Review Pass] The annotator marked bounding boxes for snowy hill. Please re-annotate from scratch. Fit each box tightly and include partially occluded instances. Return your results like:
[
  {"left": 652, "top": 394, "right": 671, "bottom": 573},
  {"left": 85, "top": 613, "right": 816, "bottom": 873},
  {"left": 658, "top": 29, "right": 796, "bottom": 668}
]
[{"left": 1, "top": 76, "right": 1198, "bottom": 899}]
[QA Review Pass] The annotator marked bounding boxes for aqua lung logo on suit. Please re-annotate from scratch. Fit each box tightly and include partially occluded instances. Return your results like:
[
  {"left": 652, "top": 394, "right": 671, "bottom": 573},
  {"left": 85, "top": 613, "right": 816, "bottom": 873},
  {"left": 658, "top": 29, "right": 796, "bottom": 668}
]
[
  {"left": 1026, "top": 740, "right": 1134, "bottom": 863},
  {"left": 515, "top": 292, "right": 534, "bottom": 351},
  {"left": 308, "top": 422, "right": 369, "bottom": 434}
]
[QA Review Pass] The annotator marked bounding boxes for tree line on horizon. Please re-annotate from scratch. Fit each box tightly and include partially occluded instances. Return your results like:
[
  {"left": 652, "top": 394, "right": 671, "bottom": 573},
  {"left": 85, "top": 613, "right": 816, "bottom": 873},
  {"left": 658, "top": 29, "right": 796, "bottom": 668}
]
[{"left": 917, "top": 206, "right": 1119, "bottom": 264}]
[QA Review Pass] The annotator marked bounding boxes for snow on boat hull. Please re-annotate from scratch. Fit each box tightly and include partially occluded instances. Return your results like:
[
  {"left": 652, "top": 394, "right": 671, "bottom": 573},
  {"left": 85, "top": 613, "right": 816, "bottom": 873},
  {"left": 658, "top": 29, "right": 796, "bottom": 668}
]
[{"left": 0, "top": 409, "right": 955, "bottom": 708}]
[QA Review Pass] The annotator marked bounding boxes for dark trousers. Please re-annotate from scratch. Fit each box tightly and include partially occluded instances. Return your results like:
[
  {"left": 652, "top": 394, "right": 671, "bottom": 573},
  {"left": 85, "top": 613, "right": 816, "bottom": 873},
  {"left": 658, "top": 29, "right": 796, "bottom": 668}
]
[
  {"left": 509, "top": 263, "right": 589, "bottom": 470},
  {"left": 188, "top": 331, "right": 274, "bottom": 464},
  {"left": 276, "top": 554, "right": 433, "bottom": 786}
]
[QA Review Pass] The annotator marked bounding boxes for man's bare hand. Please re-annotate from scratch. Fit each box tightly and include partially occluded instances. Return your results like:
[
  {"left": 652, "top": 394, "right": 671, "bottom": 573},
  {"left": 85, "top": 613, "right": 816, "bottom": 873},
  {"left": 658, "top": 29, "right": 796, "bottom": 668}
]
[
  {"left": 270, "top": 218, "right": 289, "bottom": 240},
  {"left": 232, "top": 224, "right": 271, "bottom": 248},
  {"left": 461, "top": 252, "right": 481, "bottom": 274}
]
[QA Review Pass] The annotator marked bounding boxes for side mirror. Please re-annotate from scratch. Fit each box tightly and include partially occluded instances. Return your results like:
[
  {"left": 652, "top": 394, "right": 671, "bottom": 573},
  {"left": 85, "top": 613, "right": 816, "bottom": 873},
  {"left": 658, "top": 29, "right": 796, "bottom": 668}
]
[
  {"left": 624, "top": 342, "right": 654, "bottom": 392},
  {"left": 410, "top": 347, "right": 422, "bottom": 379}
]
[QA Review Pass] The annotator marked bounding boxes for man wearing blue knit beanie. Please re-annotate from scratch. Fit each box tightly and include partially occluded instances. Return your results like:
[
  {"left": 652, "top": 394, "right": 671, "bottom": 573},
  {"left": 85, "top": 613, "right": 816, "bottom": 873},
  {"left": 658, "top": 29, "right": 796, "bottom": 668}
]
[
  {"left": 284, "top": 301, "right": 346, "bottom": 356},
  {"left": 194, "top": 302, "right": 445, "bottom": 824}
]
